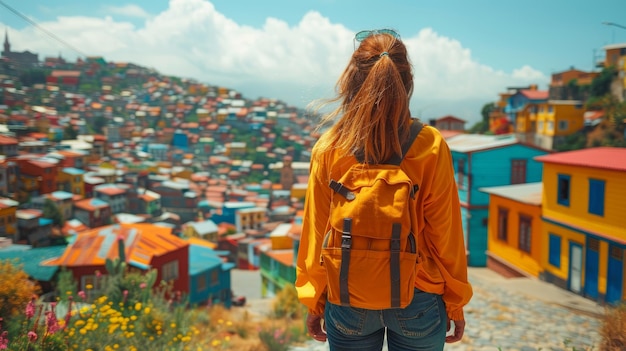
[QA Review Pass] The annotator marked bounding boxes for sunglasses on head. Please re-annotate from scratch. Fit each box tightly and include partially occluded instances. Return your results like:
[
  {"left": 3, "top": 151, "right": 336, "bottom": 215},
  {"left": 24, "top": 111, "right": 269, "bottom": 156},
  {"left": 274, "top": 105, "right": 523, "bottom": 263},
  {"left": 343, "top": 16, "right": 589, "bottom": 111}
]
[{"left": 354, "top": 29, "right": 400, "bottom": 42}]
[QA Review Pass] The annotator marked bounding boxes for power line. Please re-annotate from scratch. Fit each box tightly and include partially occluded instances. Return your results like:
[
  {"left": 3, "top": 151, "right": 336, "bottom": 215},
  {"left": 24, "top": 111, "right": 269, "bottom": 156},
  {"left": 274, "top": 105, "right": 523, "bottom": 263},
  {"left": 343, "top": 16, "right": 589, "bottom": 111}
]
[{"left": 0, "top": 0, "right": 87, "bottom": 57}]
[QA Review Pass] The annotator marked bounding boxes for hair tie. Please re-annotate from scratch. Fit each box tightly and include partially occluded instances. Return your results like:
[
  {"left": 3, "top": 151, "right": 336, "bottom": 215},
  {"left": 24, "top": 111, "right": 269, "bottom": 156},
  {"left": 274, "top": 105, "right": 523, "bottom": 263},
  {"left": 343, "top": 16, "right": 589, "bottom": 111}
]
[{"left": 379, "top": 51, "right": 389, "bottom": 57}]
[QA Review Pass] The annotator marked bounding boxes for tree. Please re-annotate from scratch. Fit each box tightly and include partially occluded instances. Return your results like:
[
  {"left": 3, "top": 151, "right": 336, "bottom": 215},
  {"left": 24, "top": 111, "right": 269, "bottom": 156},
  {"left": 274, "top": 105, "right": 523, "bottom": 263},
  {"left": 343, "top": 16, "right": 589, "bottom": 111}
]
[
  {"left": 43, "top": 198, "right": 65, "bottom": 226},
  {"left": 468, "top": 102, "right": 495, "bottom": 133},
  {"left": 0, "top": 259, "right": 41, "bottom": 318},
  {"left": 589, "top": 66, "right": 616, "bottom": 99},
  {"left": 63, "top": 124, "right": 78, "bottom": 140}
]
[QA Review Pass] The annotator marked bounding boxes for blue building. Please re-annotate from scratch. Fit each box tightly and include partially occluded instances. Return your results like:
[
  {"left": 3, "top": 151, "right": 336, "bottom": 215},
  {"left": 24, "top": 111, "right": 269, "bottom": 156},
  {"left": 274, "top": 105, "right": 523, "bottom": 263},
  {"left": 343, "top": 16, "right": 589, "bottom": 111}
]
[
  {"left": 446, "top": 133, "right": 550, "bottom": 266},
  {"left": 187, "top": 243, "right": 235, "bottom": 307}
]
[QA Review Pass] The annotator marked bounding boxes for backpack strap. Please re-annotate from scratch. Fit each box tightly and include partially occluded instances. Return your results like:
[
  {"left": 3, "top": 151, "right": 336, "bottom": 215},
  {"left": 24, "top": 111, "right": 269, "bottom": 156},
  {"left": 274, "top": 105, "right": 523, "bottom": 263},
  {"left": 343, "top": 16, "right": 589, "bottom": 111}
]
[
  {"left": 339, "top": 218, "right": 352, "bottom": 306},
  {"left": 386, "top": 119, "right": 424, "bottom": 166}
]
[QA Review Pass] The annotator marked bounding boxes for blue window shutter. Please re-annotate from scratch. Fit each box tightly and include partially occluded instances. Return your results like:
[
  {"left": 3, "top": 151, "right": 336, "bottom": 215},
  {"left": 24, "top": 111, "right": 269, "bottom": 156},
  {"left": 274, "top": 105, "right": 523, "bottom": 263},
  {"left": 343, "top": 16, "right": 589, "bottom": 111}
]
[
  {"left": 548, "top": 234, "right": 561, "bottom": 268},
  {"left": 588, "top": 179, "right": 605, "bottom": 216}
]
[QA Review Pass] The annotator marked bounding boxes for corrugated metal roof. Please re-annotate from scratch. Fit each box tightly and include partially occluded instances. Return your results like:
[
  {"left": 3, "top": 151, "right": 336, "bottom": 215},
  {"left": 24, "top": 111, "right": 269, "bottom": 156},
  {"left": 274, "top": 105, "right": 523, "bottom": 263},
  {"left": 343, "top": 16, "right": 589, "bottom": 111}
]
[
  {"left": 479, "top": 182, "right": 543, "bottom": 205},
  {"left": 0, "top": 245, "right": 65, "bottom": 281},
  {"left": 188, "top": 244, "right": 222, "bottom": 275},
  {"left": 535, "top": 147, "right": 626, "bottom": 172},
  {"left": 446, "top": 133, "right": 518, "bottom": 153},
  {"left": 43, "top": 223, "right": 188, "bottom": 268}
]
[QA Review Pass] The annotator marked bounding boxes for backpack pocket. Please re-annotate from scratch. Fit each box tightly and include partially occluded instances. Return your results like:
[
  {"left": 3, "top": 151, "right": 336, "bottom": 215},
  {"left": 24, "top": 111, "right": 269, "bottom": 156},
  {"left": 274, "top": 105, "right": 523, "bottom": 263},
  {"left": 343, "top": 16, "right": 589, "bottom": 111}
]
[{"left": 321, "top": 246, "right": 418, "bottom": 310}]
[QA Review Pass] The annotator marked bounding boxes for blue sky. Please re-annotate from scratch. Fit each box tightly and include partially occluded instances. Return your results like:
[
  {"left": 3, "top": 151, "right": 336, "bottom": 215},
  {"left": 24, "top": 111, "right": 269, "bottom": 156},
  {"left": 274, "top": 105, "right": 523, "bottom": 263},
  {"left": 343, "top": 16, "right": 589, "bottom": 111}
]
[{"left": 2, "top": 0, "right": 626, "bottom": 123}]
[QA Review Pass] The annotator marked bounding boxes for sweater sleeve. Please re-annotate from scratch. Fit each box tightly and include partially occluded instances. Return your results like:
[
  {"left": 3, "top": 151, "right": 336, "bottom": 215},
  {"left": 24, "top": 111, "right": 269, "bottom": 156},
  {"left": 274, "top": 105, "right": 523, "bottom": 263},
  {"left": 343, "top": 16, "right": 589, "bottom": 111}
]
[
  {"left": 423, "top": 138, "right": 473, "bottom": 321},
  {"left": 295, "top": 148, "right": 331, "bottom": 315}
]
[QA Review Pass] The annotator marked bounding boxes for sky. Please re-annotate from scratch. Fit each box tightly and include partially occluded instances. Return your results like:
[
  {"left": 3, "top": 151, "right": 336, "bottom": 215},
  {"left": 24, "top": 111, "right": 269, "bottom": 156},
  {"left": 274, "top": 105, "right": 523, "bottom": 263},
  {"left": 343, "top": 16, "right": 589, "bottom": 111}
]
[{"left": 1, "top": 0, "right": 626, "bottom": 125}]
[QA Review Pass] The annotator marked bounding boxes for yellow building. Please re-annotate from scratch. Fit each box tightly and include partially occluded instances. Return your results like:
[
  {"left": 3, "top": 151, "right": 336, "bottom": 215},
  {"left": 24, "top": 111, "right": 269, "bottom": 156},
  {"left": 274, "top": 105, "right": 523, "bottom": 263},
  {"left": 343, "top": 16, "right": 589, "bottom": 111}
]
[
  {"left": 0, "top": 197, "right": 19, "bottom": 242},
  {"left": 57, "top": 168, "right": 85, "bottom": 197},
  {"left": 536, "top": 147, "right": 626, "bottom": 304},
  {"left": 235, "top": 207, "right": 267, "bottom": 232},
  {"left": 480, "top": 183, "right": 543, "bottom": 278},
  {"left": 269, "top": 223, "right": 294, "bottom": 250},
  {"left": 534, "top": 100, "right": 585, "bottom": 150}
]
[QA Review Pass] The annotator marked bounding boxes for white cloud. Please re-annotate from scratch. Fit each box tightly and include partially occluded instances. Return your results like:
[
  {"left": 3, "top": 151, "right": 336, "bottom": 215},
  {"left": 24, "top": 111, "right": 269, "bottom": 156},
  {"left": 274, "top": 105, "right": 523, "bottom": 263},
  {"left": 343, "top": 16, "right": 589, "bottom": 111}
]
[
  {"left": 103, "top": 4, "right": 151, "bottom": 18},
  {"left": 4, "top": 0, "right": 549, "bottom": 124}
]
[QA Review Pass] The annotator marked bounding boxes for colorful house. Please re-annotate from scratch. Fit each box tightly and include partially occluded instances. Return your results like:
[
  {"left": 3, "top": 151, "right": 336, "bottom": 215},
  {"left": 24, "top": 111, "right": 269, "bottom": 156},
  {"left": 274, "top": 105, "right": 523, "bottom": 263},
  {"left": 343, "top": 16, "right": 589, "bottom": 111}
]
[
  {"left": 600, "top": 42, "right": 626, "bottom": 101},
  {"left": 0, "top": 158, "right": 19, "bottom": 197},
  {"left": 534, "top": 100, "right": 586, "bottom": 150},
  {"left": 447, "top": 133, "right": 550, "bottom": 266},
  {"left": 188, "top": 243, "right": 234, "bottom": 307},
  {"left": 183, "top": 219, "right": 219, "bottom": 242},
  {"left": 535, "top": 147, "right": 626, "bottom": 304},
  {"left": 0, "top": 197, "right": 19, "bottom": 241},
  {"left": 73, "top": 198, "right": 111, "bottom": 228},
  {"left": 57, "top": 167, "right": 85, "bottom": 196},
  {"left": 43, "top": 223, "right": 190, "bottom": 297},
  {"left": 0, "top": 135, "right": 18, "bottom": 157},
  {"left": 432, "top": 115, "right": 466, "bottom": 131},
  {"left": 32, "top": 190, "right": 75, "bottom": 223},
  {"left": 94, "top": 183, "right": 128, "bottom": 214},
  {"left": 505, "top": 86, "right": 548, "bottom": 132},
  {"left": 479, "top": 183, "right": 543, "bottom": 278},
  {"left": 17, "top": 158, "right": 58, "bottom": 195}
]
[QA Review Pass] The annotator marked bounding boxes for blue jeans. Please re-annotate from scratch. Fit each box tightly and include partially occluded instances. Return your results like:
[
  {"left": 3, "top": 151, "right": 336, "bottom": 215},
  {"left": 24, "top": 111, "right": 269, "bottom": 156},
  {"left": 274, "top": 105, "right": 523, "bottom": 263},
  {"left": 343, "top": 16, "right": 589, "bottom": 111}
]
[{"left": 324, "top": 288, "right": 447, "bottom": 351}]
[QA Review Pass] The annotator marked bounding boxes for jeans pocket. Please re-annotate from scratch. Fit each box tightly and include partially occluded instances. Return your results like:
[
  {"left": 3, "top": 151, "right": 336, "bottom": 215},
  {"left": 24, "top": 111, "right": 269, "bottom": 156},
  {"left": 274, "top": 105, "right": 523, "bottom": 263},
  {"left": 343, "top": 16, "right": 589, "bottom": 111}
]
[
  {"left": 394, "top": 290, "right": 443, "bottom": 337},
  {"left": 326, "top": 302, "right": 367, "bottom": 336}
]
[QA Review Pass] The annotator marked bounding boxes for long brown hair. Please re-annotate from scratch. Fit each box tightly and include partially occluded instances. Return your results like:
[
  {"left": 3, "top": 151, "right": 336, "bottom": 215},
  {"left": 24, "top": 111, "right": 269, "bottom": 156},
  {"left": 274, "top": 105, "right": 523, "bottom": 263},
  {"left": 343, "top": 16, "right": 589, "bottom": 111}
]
[{"left": 314, "top": 31, "right": 414, "bottom": 164}]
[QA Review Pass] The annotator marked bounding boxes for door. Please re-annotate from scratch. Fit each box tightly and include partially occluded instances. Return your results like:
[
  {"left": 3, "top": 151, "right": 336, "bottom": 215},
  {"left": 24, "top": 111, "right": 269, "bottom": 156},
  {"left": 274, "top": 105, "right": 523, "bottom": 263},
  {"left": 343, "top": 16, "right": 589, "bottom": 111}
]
[
  {"left": 584, "top": 238, "right": 600, "bottom": 299},
  {"left": 606, "top": 245, "right": 624, "bottom": 304},
  {"left": 569, "top": 242, "right": 583, "bottom": 294}
]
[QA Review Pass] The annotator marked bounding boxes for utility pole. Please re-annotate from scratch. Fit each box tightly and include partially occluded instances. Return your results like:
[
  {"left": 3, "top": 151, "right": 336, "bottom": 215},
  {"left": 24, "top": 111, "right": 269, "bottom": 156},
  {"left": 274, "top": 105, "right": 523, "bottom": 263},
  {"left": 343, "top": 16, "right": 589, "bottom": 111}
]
[{"left": 602, "top": 22, "right": 626, "bottom": 43}]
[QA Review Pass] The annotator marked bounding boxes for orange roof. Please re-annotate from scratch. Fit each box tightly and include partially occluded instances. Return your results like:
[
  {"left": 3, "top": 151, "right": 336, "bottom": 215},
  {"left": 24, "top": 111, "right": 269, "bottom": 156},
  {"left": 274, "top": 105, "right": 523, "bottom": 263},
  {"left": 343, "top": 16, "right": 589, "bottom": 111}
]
[
  {"left": 43, "top": 223, "right": 188, "bottom": 268},
  {"left": 520, "top": 90, "right": 548, "bottom": 100},
  {"left": 0, "top": 135, "right": 18, "bottom": 145},
  {"left": 265, "top": 250, "right": 293, "bottom": 267},
  {"left": 50, "top": 70, "right": 81, "bottom": 78}
]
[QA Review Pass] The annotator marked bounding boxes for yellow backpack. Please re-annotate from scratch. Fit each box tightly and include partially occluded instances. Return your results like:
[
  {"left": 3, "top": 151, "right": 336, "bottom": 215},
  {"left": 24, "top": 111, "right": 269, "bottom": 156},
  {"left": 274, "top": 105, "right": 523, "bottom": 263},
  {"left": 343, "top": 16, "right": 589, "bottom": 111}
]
[{"left": 321, "top": 120, "right": 423, "bottom": 309}]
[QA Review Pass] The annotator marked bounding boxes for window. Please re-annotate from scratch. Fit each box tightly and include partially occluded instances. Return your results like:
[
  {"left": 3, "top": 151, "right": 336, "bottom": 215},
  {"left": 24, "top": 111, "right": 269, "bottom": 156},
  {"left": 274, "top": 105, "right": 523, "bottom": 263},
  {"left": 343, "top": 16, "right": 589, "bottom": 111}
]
[
  {"left": 588, "top": 179, "right": 605, "bottom": 216},
  {"left": 538, "top": 121, "right": 544, "bottom": 131},
  {"left": 457, "top": 158, "right": 465, "bottom": 188},
  {"left": 548, "top": 234, "right": 561, "bottom": 268},
  {"left": 211, "top": 270, "right": 219, "bottom": 286},
  {"left": 518, "top": 215, "right": 532, "bottom": 253},
  {"left": 548, "top": 106, "right": 554, "bottom": 113},
  {"left": 197, "top": 275, "right": 207, "bottom": 292},
  {"left": 497, "top": 208, "right": 508, "bottom": 241},
  {"left": 511, "top": 160, "right": 527, "bottom": 184},
  {"left": 610, "top": 245, "right": 623, "bottom": 261},
  {"left": 81, "top": 274, "right": 108, "bottom": 295},
  {"left": 162, "top": 260, "right": 179, "bottom": 281},
  {"left": 557, "top": 174, "right": 571, "bottom": 206},
  {"left": 558, "top": 120, "right": 568, "bottom": 131}
]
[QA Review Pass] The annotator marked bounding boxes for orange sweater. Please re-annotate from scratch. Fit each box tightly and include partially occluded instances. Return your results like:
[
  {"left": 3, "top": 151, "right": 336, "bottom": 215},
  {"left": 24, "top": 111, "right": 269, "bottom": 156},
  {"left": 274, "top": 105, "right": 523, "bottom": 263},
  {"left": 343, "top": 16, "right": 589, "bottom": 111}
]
[{"left": 295, "top": 125, "right": 473, "bottom": 321}]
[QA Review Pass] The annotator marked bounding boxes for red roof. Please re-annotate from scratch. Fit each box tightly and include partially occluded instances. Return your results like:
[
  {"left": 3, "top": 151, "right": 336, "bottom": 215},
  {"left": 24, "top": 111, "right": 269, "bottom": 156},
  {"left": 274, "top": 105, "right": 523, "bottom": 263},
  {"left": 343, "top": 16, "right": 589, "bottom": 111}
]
[
  {"left": 0, "top": 135, "right": 17, "bottom": 145},
  {"left": 520, "top": 90, "right": 549, "bottom": 100},
  {"left": 50, "top": 70, "right": 81, "bottom": 78},
  {"left": 535, "top": 147, "right": 626, "bottom": 172}
]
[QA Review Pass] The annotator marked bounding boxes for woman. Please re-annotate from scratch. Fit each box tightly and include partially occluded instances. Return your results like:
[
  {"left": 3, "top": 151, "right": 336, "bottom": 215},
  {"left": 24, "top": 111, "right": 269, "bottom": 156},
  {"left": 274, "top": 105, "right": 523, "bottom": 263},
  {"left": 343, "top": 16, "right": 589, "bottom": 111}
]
[{"left": 295, "top": 29, "right": 473, "bottom": 351}]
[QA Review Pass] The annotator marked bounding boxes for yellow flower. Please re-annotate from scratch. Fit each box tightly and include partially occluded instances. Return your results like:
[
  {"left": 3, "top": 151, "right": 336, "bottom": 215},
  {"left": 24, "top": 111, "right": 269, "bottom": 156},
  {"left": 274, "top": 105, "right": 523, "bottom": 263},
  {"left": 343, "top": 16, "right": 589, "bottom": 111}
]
[
  {"left": 211, "top": 340, "right": 221, "bottom": 346},
  {"left": 86, "top": 284, "right": 93, "bottom": 290},
  {"left": 79, "top": 328, "right": 87, "bottom": 335},
  {"left": 226, "top": 321, "right": 232, "bottom": 326},
  {"left": 130, "top": 315, "right": 137, "bottom": 321},
  {"left": 144, "top": 307, "right": 151, "bottom": 314},
  {"left": 224, "top": 335, "right": 231, "bottom": 341},
  {"left": 134, "top": 302, "right": 142, "bottom": 311},
  {"left": 218, "top": 319, "right": 224, "bottom": 324},
  {"left": 170, "top": 323, "right": 176, "bottom": 328}
]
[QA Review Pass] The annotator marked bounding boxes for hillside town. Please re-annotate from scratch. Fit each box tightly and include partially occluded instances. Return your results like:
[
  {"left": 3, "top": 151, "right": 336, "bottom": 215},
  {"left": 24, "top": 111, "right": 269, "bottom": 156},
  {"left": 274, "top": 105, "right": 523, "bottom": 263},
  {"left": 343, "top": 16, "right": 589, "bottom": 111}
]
[{"left": 0, "top": 29, "right": 625, "bottom": 316}]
